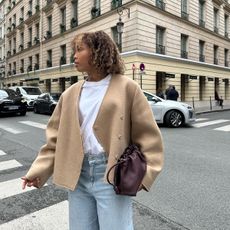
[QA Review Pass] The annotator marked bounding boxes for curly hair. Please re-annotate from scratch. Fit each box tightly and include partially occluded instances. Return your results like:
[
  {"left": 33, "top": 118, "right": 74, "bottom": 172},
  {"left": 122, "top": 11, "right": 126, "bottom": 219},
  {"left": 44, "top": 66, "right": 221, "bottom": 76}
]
[{"left": 71, "top": 31, "right": 125, "bottom": 75}]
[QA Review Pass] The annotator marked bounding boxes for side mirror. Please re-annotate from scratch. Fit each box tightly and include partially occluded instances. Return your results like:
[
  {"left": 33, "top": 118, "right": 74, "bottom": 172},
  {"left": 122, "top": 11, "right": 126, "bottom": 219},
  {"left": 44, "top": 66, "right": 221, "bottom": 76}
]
[{"left": 151, "top": 97, "right": 159, "bottom": 103}]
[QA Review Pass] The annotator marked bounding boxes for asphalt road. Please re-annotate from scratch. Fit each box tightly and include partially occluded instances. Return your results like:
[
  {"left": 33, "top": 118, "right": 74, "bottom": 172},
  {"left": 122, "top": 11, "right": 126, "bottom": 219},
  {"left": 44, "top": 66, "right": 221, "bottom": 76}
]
[{"left": 0, "top": 111, "right": 229, "bottom": 229}]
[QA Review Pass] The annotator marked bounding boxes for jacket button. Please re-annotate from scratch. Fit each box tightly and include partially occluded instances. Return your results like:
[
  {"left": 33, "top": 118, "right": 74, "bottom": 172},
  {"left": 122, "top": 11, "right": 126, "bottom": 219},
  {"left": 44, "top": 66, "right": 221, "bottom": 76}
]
[
  {"left": 118, "top": 135, "right": 122, "bottom": 139},
  {"left": 120, "top": 116, "right": 123, "bottom": 120}
]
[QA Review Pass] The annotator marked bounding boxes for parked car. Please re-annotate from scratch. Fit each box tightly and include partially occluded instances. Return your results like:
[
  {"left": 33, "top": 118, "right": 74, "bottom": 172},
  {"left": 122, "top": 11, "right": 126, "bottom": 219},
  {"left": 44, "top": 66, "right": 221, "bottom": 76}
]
[
  {"left": 9, "top": 86, "right": 42, "bottom": 109},
  {"left": 143, "top": 91, "right": 196, "bottom": 127},
  {"left": 33, "top": 93, "right": 61, "bottom": 115},
  {"left": 0, "top": 89, "right": 27, "bottom": 116}
]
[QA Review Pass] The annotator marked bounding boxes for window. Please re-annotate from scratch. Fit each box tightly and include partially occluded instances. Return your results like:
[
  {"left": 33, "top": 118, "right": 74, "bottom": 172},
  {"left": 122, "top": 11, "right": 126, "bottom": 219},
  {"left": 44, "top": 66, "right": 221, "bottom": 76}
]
[
  {"left": 214, "top": 45, "right": 218, "bottom": 65},
  {"left": 35, "top": 54, "right": 39, "bottom": 70},
  {"left": 181, "top": 0, "right": 189, "bottom": 20},
  {"left": 19, "top": 32, "right": 24, "bottom": 50},
  {"left": 111, "top": 26, "right": 119, "bottom": 49},
  {"left": 199, "top": 0, "right": 205, "bottom": 27},
  {"left": 60, "top": 45, "right": 66, "bottom": 65},
  {"left": 20, "top": 59, "right": 24, "bottom": 73},
  {"left": 13, "top": 37, "right": 16, "bottom": 54},
  {"left": 35, "top": 23, "right": 39, "bottom": 38},
  {"left": 224, "top": 49, "right": 229, "bottom": 67},
  {"left": 28, "top": 28, "right": 32, "bottom": 47},
  {"left": 156, "top": 26, "right": 165, "bottom": 54},
  {"left": 225, "top": 14, "right": 229, "bottom": 38},
  {"left": 91, "top": 0, "right": 101, "bottom": 18},
  {"left": 156, "top": 0, "right": 165, "bottom": 10},
  {"left": 214, "top": 8, "right": 219, "bottom": 33},
  {"left": 29, "top": 0, "right": 33, "bottom": 11},
  {"left": 181, "top": 34, "right": 188, "bottom": 59},
  {"left": 199, "top": 40, "right": 205, "bottom": 62},
  {"left": 47, "top": 50, "right": 52, "bottom": 67},
  {"left": 13, "top": 62, "right": 16, "bottom": 74},
  {"left": 20, "top": 7, "right": 24, "bottom": 22},
  {"left": 111, "top": 0, "right": 122, "bottom": 9},
  {"left": 71, "top": 0, "right": 78, "bottom": 28},
  {"left": 45, "top": 16, "right": 52, "bottom": 39},
  {"left": 28, "top": 56, "right": 32, "bottom": 72},
  {"left": 60, "top": 7, "right": 66, "bottom": 33},
  {"left": 13, "top": 14, "right": 16, "bottom": 26}
]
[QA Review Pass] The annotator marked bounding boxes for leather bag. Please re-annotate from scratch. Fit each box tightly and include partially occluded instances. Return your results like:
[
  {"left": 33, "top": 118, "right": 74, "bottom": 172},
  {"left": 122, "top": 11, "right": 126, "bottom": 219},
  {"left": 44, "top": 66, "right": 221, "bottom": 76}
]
[{"left": 106, "top": 144, "right": 146, "bottom": 196}]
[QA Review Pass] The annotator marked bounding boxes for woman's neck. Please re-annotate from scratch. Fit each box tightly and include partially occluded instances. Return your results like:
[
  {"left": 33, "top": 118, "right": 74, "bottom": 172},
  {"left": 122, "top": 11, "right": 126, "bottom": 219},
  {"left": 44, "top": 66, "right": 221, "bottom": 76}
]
[{"left": 86, "top": 71, "right": 106, "bottom": 82}]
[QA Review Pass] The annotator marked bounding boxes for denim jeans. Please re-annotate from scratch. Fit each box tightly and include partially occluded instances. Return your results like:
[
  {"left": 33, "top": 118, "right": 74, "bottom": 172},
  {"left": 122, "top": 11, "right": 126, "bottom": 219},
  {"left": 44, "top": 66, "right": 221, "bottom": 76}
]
[{"left": 68, "top": 153, "right": 133, "bottom": 230}]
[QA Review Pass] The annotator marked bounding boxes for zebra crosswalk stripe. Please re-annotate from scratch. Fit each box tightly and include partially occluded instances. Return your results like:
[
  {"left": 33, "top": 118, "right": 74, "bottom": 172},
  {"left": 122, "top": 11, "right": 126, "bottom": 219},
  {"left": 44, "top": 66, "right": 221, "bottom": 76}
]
[
  {"left": 214, "top": 124, "right": 230, "bottom": 132},
  {"left": 193, "top": 119, "right": 229, "bottom": 128},
  {"left": 0, "top": 201, "right": 69, "bottom": 230},
  {"left": 0, "top": 160, "right": 22, "bottom": 172},
  {"left": 0, "top": 124, "right": 26, "bottom": 134},
  {"left": 0, "top": 178, "right": 47, "bottom": 200},
  {"left": 0, "top": 150, "right": 7, "bottom": 156},
  {"left": 19, "top": 121, "right": 47, "bottom": 129}
]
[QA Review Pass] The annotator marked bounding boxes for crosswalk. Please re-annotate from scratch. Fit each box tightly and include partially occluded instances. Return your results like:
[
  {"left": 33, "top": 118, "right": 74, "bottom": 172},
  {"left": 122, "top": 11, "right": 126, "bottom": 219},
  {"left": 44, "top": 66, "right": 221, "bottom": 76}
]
[
  {"left": 0, "top": 117, "right": 229, "bottom": 228},
  {"left": 0, "top": 148, "right": 68, "bottom": 229},
  {"left": 0, "top": 119, "right": 68, "bottom": 229}
]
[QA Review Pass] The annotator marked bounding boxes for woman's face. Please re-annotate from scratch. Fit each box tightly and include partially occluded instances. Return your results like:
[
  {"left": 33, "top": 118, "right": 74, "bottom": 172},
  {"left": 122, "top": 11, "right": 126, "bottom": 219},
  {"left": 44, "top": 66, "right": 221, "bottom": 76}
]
[{"left": 73, "top": 41, "right": 92, "bottom": 73}]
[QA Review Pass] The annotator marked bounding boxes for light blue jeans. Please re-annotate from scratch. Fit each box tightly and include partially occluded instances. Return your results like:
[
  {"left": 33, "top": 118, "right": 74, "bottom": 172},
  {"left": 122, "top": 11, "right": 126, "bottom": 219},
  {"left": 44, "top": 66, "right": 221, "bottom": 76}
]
[{"left": 68, "top": 153, "right": 133, "bottom": 230}]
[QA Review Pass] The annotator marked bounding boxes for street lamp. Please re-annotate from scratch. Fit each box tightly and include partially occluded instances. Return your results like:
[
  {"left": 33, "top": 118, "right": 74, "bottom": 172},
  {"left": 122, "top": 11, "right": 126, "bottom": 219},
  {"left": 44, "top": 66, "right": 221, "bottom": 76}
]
[{"left": 116, "top": 7, "right": 130, "bottom": 53}]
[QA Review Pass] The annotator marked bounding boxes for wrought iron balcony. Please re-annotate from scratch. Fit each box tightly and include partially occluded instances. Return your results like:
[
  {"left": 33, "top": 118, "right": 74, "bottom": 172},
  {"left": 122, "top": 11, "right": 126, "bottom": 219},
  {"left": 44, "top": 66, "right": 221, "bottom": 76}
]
[
  {"left": 225, "top": 32, "right": 229, "bottom": 38},
  {"left": 225, "top": 60, "right": 229, "bottom": 67},
  {"left": 156, "top": 0, "right": 165, "bottom": 10},
  {"left": 181, "top": 50, "right": 188, "bottom": 59},
  {"left": 111, "top": 0, "right": 122, "bottom": 10},
  {"left": 156, "top": 44, "right": 165, "bottom": 54},
  {"left": 214, "top": 58, "right": 218, "bottom": 65},
  {"left": 181, "top": 11, "right": 189, "bottom": 20},
  {"left": 199, "top": 19, "right": 205, "bottom": 28},
  {"left": 199, "top": 54, "right": 205, "bottom": 62},
  {"left": 214, "top": 26, "right": 219, "bottom": 33}
]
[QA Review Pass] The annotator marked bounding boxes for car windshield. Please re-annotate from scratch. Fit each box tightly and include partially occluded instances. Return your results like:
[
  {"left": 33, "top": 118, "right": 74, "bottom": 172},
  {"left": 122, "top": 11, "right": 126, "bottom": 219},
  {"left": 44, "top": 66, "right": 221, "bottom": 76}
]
[
  {"left": 22, "top": 87, "right": 42, "bottom": 95},
  {"left": 0, "top": 90, "right": 8, "bottom": 99},
  {"left": 0, "top": 89, "right": 18, "bottom": 99}
]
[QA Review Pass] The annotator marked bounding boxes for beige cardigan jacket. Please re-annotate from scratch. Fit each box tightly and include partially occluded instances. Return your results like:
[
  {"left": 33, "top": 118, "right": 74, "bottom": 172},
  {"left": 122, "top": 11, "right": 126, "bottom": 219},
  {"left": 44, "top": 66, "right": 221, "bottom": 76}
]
[{"left": 26, "top": 75, "right": 164, "bottom": 191}]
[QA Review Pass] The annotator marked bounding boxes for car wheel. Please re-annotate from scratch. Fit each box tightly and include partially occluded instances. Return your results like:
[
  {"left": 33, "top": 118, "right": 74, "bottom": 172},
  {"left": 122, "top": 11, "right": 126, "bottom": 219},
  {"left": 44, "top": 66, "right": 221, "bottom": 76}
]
[
  {"left": 20, "top": 111, "right": 26, "bottom": 116},
  {"left": 165, "top": 110, "right": 184, "bottom": 128},
  {"left": 34, "top": 105, "right": 39, "bottom": 114}
]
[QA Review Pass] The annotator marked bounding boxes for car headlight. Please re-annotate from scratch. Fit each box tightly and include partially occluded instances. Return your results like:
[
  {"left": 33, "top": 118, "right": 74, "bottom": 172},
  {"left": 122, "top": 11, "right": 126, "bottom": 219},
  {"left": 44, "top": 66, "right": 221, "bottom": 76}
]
[
  {"left": 181, "top": 104, "right": 193, "bottom": 109},
  {"left": 21, "top": 99, "right": 27, "bottom": 103}
]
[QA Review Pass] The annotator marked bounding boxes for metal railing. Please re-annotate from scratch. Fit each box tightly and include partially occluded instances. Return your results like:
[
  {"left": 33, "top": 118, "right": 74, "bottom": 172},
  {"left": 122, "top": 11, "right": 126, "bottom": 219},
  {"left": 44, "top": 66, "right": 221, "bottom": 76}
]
[
  {"left": 199, "top": 54, "right": 205, "bottom": 62},
  {"left": 156, "top": 44, "right": 165, "bottom": 54}
]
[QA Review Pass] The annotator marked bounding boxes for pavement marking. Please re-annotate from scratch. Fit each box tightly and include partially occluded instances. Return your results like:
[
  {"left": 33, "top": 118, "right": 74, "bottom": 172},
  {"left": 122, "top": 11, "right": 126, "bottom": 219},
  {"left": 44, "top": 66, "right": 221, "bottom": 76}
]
[
  {"left": 19, "top": 121, "right": 47, "bottom": 129},
  {"left": 0, "top": 178, "right": 48, "bottom": 200},
  {"left": 0, "top": 124, "right": 26, "bottom": 134},
  {"left": 0, "top": 160, "right": 22, "bottom": 172},
  {"left": 0, "top": 201, "right": 68, "bottom": 230},
  {"left": 214, "top": 124, "right": 230, "bottom": 132},
  {"left": 196, "top": 118, "right": 209, "bottom": 122},
  {"left": 193, "top": 119, "right": 229, "bottom": 128},
  {"left": 0, "top": 150, "right": 7, "bottom": 156}
]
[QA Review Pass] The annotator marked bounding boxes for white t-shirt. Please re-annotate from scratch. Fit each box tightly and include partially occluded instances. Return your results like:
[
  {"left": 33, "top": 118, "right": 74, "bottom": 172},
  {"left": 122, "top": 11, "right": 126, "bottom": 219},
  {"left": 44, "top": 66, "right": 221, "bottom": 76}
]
[{"left": 78, "top": 74, "right": 111, "bottom": 154}]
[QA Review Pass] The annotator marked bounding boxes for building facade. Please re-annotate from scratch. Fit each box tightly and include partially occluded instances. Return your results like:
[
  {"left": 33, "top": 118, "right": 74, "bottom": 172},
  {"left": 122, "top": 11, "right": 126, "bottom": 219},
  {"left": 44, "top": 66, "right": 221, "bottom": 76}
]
[{"left": 0, "top": 0, "right": 230, "bottom": 104}]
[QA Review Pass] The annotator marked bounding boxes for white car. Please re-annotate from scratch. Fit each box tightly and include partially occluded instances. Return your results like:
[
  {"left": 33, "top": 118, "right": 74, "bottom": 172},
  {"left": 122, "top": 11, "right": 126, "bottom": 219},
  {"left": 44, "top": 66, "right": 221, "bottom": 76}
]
[
  {"left": 143, "top": 91, "right": 196, "bottom": 128},
  {"left": 9, "top": 86, "right": 42, "bottom": 109}
]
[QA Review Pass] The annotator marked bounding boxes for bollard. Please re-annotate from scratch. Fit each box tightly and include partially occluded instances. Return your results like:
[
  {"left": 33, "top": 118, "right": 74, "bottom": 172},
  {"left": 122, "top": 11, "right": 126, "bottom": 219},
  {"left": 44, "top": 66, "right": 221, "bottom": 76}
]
[
  {"left": 209, "top": 96, "right": 212, "bottom": 110},
  {"left": 192, "top": 97, "right": 195, "bottom": 110}
]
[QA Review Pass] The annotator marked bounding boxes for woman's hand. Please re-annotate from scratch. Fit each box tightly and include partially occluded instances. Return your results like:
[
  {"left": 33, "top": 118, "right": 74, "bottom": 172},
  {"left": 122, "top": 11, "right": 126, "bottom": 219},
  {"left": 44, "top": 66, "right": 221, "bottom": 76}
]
[{"left": 21, "top": 176, "right": 40, "bottom": 189}]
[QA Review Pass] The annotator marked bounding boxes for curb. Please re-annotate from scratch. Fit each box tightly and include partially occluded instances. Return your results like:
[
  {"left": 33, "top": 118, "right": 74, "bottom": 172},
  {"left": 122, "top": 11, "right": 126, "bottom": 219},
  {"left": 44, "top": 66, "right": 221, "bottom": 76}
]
[{"left": 195, "top": 108, "right": 230, "bottom": 115}]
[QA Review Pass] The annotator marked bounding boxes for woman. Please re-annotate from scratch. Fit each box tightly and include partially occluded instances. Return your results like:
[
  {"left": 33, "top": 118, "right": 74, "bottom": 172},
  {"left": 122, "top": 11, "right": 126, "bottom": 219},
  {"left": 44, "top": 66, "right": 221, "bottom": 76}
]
[{"left": 22, "top": 31, "right": 163, "bottom": 230}]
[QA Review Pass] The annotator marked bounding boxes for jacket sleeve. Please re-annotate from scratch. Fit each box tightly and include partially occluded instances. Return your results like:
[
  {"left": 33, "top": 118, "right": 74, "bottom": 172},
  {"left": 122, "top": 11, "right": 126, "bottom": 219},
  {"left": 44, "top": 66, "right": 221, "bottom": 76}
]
[
  {"left": 131, "top": 85, "right": 164, "bottom": 191},
  {"left": 25, "top": 96, "right": 63, "bottom": 188}
]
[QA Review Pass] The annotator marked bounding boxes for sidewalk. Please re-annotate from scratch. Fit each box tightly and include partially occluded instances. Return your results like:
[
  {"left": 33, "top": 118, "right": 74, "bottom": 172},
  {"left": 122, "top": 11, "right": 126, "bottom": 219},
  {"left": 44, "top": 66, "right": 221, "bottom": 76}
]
[{"left": 185, "top": 99, "right": 230, "bottom": 115}]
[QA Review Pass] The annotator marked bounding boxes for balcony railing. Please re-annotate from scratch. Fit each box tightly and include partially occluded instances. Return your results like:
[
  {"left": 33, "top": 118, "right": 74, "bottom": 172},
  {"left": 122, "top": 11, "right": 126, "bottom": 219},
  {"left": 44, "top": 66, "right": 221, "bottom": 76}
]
[
  {"left": 156, "top": 44, "right": 165, "bottom": 54},
  {"left": 156, "top": 0, "right": 166, "bottom": 10},
  {"left": 91, "top": 7, "right": 101, "bottom": 19},
  {"left": 111, "top": 0, "right": 122, "bottom": 10},
  {"left": 70, "top": 18, "right": 78, "bottom": 28},
  {"left": 199, "top": 19, "right": 205, "bottom": 28},
  {"left": 181, "top": 11, "right": 189, "bottom": 20},
  {"left": 214, "top": 58, "right": 218, "bottom": 65},
  {"left": 214, "top": 26, "right": 219, "bottom": 33},
  {"left": 225, "top": 32, "right": 229, "bottom": 38},
  {"left": 181, "top": 50, "right": 188, "bottom": 59},
  {"left": 225, "top": 60, "right": 229, "bottom": 67},
  {"left": 199, "top": 54, "right": 205, "bottom": 62}
]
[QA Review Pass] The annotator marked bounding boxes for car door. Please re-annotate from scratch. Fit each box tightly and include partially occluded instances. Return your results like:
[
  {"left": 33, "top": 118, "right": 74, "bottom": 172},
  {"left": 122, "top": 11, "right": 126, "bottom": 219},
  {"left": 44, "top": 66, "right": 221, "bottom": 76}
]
[{"left": 42, "top": 94, "right": 51, "bottom": 113}]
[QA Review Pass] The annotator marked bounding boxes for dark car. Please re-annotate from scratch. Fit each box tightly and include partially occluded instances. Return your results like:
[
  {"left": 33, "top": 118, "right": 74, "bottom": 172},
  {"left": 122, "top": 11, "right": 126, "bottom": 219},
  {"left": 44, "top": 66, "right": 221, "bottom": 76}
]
[
  {"left": 0, "top": 89, "right": 27, "bottom": 116},
  {"left": 33, "top": 93, "right": 61, "bottom": 115}
]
